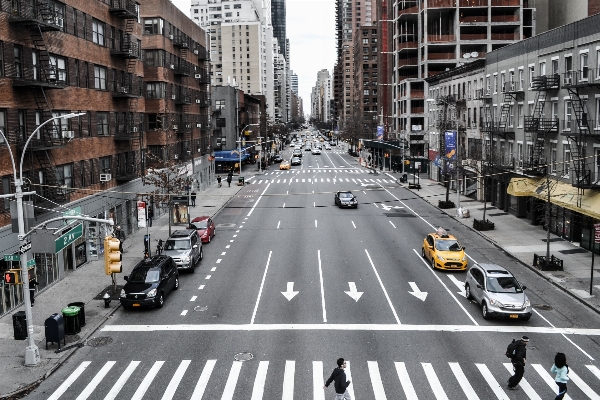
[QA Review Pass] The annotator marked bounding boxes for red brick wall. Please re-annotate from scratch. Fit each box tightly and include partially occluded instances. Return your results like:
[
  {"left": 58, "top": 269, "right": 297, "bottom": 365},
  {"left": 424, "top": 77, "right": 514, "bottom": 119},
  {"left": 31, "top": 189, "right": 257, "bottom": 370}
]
[{"left": 590, "top": 0, "right": 600, "bottom": 16}]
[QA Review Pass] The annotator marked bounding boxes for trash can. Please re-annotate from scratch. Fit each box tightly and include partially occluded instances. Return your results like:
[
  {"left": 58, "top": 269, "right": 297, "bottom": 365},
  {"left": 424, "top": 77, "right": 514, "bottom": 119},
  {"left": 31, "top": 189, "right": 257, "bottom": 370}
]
[
  {"left": 62, "top": 306, "right": 80, "bottom": 335},
  {"left": 238, "top": 176, "right": 245, "bottom": 185},
  {"left": 45, "top": 313, "right": 65, "bottom": 350},
  {"left": 67, "top": 301, "right": 86, "bottom": 327},
  {"left": 12, "top": 311, "right": 27, "bottom": 340}
]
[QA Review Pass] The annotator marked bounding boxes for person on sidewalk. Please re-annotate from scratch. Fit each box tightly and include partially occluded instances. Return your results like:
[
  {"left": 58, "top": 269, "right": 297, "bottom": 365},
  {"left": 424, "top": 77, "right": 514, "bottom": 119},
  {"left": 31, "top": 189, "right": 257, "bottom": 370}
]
[
  {"left": 217, "top": 175, "right": 222, "bottom": 187},
  {"left": 323, "top": 358, "right": 352, "bottom": 400},
  {"left": 114, "top": 226, "right": 126, "bottom": 253},
  {"left": 29, "top": 278, "right": 38, "bottom": 306},
  {"left": 191, "top": 191, "right": 197, "bottom": 207},
  {"left": 227, "top": 172, "right": 233, "bottom": 187},
  {"left": 550, "top": 352, "right": 569, "bottom": 400},
  {"left": 508, "top": 336, "right": 529, "bottom": 390},
  {"left": 147, "top": 206, "right": 153, "bottom": 227}
]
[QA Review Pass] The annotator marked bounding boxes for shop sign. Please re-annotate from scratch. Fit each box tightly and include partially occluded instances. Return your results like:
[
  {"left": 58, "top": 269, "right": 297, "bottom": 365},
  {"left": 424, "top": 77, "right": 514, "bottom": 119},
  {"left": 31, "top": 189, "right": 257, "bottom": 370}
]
[
  {"left": 137, "top": 201, "right": 147, "bottom": 228},
  {"left": 55, "top": 224, "right": 83, "bottom": 253},
  {"left": 595, "top": 223, "right": 600, "bottom": 243}
]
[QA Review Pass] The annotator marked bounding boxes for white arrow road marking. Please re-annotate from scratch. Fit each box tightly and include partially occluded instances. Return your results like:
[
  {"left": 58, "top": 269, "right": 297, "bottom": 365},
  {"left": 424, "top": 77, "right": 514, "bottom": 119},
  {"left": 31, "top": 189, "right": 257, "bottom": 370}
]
[
  {"left": 345, "top": 282, "right": 364, "bottom": 302},
  {"left": 408, "top": 282, "right": 428, "bottom": 301},
  {"left": 447, "top": 275, "right": 466, "bottom": 298},
  {"left": 281, "top": 282, "right": 299, "bottom": 301}
]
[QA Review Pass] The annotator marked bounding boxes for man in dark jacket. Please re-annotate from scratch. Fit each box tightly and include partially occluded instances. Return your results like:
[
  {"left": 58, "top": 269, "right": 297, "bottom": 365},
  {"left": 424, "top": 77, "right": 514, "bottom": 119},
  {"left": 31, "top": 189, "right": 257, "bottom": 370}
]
[
  {"left": 323, "top": 358, "right": 352, "bottom": 399},
  {"left": 227, "top": 172, "right": 233, "bottom": 187},
  {"left": 508, "top": 336, "right": 529, "bottom": 390}
]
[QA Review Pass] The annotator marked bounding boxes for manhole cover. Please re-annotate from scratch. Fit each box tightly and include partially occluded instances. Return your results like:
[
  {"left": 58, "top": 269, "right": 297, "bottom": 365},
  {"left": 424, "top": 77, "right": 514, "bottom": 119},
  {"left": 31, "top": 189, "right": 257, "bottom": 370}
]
[
  {"left": 86, "top": 337, "right": 114, "bottom": 347},
  {"left": 234, "top": 352, "right": 254, "bottom": 362},
  {"left": 533, "top": 304, "right": 553, "bottom": 311},
  {"left": 194, "top": 306, "right": 209, "bottom": 312}
]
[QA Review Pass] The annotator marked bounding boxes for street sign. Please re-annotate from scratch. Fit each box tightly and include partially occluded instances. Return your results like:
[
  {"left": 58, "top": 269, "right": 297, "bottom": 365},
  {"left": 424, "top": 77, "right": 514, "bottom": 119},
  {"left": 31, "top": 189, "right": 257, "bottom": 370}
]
[
  {"left": 18, "top": 242, "right": 32, "bottom": 254},
  {"left": 3, "top": 254, "right": 20, "bottom": 262},
  {"left": 595, "top": 223, "right": 600, "bottom": 244},
  {"left": 26, "top": 259, "right": 36, "bottom": 268},
  {"left": 55, "top": 223, "right": 83, "bottom": 253},
  {"left": 63, "top": 206, "right": 82, "bottom": 225}
]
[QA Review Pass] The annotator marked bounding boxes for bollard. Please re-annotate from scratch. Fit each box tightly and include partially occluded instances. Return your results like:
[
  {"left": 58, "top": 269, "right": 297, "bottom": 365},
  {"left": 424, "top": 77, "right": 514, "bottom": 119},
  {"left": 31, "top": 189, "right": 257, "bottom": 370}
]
[{"left": 103, "top": 293, "right": 111, "bottom": 308}]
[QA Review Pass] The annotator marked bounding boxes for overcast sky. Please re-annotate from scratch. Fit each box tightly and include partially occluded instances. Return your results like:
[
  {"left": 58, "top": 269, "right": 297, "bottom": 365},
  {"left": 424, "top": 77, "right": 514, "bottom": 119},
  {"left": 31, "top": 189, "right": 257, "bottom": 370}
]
[{"left": 170, "top": 0, "right": 336, "bottom": 118}]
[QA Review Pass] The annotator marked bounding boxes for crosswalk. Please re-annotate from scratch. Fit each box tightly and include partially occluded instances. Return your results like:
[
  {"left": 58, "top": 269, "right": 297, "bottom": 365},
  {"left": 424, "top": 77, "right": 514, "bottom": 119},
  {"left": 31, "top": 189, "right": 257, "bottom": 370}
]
[
  {"left": 47, "top": 359, "right": 600, "bottom": 399},
  {"left": 247, "top": 170, "right": 396, "bottom": 186}
]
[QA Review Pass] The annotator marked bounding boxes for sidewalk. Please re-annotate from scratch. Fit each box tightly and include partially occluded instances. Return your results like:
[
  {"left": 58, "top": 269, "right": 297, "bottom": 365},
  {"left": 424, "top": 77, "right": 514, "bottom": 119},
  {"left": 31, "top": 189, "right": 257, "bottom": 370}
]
[
  {"left": 382, "top": 169, "right": 600, "bottom": 314},
  {"left": 0, "top": 169, "right": 246, "bottom": 399}
]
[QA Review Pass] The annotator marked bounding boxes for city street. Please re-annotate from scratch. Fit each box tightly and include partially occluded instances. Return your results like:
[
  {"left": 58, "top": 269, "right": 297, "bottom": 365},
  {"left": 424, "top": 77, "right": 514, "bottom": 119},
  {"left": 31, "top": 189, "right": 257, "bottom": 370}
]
[{"left": 30, "top": 149, "right": 600, "bottom": 399}]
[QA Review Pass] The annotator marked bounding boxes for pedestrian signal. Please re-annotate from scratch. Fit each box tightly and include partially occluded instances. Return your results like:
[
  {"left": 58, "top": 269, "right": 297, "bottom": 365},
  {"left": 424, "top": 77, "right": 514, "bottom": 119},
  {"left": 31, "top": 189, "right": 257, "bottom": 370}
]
[
  {"left": 3, "top": 271, "right": 19, "bottom": 284},
  {"left": 103, "top": 236, "right": 122, "bottom": 275}
]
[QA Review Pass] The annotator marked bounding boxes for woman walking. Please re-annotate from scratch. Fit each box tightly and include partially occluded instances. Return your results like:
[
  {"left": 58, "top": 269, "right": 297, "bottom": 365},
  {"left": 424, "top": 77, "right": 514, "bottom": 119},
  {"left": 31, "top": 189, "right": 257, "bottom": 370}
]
[{"left": 550, "top": 352, "right": 569, "bottom": 400}]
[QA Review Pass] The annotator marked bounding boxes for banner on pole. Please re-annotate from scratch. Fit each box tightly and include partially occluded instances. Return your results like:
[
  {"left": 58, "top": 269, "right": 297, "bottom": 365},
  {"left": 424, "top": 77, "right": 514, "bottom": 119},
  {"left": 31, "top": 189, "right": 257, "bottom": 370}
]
[{"left": 595, "top": 223, "right": 600, "bottom": 243}]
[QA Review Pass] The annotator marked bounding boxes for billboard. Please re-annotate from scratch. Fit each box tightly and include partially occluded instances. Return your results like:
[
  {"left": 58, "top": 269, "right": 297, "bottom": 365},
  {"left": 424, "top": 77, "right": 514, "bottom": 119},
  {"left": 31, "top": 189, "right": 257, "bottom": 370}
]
[{"left": 376, "top": 126, "right": 384, "bottom": 141}]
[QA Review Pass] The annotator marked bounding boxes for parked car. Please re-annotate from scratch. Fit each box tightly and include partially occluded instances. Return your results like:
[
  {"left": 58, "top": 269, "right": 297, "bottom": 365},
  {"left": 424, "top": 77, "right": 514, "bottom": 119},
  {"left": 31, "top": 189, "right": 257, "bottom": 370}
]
[
  {"left": 465, "top": 263, "right": 532, "bottom": 321},
  {"left": 163, "top": 229, "right": 203, "bottom": 272},
  {"left": 291, "top": 156, "right": 302, "bottom": 166},
  {"left": 334, "top": 191, "right": 358, "bottom": 208},
  {"left": 421, "top": 227, "right": 468, "bottom": 270},
  {"left": 189, "top": 216, "right": 216, "bottom": 244},
  {"left": 120, "top": 255, "right": 178, "bottom": 309}
]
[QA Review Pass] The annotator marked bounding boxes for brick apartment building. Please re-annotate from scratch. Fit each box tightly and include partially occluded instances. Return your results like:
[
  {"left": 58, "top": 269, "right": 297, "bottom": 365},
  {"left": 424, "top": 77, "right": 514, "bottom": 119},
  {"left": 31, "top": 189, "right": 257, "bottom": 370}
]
[
  {"left": 352, "top": 25, "right": 378, "bottom": 137},
  {"left": 0, "top": 0, "right": 211, "bottom": 316}
]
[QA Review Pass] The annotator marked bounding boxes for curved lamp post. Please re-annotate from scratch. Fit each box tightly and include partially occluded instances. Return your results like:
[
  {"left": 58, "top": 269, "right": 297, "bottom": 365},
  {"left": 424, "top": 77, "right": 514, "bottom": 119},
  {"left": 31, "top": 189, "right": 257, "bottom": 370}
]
[
  {"left": 237, "top": 124, "right": 259, "bottom": 175},
  {"left": 0, "top": 112, "right": 84, "bottom": 366}
]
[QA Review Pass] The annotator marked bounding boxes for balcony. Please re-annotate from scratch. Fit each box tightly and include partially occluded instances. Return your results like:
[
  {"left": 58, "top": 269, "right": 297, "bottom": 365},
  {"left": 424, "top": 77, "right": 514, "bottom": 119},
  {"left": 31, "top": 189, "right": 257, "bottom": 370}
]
[
  {"left": 411, "top": 107, "right": 425, "bottom": 114},
  {"left": 17, "top": 128, "right": 68, "bottom": 150},
  {"left": 428, "top": 0, "right": 456, "bottom": 8},
  {"left": 109, "top": 0, "right": 138, "bottom": 18},
  {"left": 197, "top": 47, "right": 210, "bottom": 61},
  {"left": 113, "top": 81, "right": 141, "bottom": 98},
  {"left": 561, "top": 119, "right": 599, "bottom": 136},
  {"left": 491, "top": 0, "right": 520, "bottom": 5},
  {"left": 196, "top": 93, "right": 211, "bottom": 107},
  {"left": 411, "top": 90, "right": 425, "bottom": 99},
  {"left": 524, "top": 117, "right": 559, "bottom": 133},
  {"left": 427, "top": 34, "right": 456, "bottom": 43},
  {"left": 12, "top": 65, "right": 67, "bottom": 89},
  {"left": 502, "top": 81, "right": 524, "bottom": 93},
  {"left": 194, "top": 69, "right": 211, "bottom": 84},
  {"left": 175, "top": 94, "right": 192, "bottom": 105},
  {"left": 174, "top": 63, "right": 191, "bottom": 76},
  {"left": 9, "top": 0, "right": 63, "bottom": 31},
  {"left": 172, "top": 34, "right": 189, "bottom": 48},
  {"left": 562, "top": 69, "right": 600, "bottom": 88},
  {"left": 531, "top": 74, "right": 560, "bottom": 90},
  {"left": 110, "top": 35, "right": 139, "bottom": 59}
]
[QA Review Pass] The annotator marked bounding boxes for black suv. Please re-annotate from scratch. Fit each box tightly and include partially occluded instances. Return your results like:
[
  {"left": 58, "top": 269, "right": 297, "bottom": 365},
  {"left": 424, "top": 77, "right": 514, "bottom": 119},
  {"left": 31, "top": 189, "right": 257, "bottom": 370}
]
[
  {"left": 120, "top": 255, "right": 179, "bottom": 309},
  {"left": 163, "top": 229, "right": 203, "bottom": 272}
]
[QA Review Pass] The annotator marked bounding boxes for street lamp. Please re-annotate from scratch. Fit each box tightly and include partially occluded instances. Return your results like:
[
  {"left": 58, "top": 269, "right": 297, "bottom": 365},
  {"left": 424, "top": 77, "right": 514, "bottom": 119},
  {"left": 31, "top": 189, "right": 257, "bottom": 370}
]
[
  {"left": 0, "top": 112, "right": 84, "bottom": 366},
  {"left": 238, "top": 124, "right": 259, "bottom": 175}
]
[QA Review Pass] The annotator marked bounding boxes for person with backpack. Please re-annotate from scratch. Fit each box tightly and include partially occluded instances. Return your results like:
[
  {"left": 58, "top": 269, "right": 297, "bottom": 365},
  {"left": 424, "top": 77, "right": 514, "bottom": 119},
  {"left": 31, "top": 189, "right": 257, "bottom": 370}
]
[
  {"left": 550, "top": 352, "right": 569, "bottom": 399},
  {"left": 323, "top": 358, "right": 352, "bottom": 399},
  {"left": 227, "top": 172, "right": 233, "bottom": 187},
  {"left": 507, "top": 336, "right": 529, "bottom": 390}
]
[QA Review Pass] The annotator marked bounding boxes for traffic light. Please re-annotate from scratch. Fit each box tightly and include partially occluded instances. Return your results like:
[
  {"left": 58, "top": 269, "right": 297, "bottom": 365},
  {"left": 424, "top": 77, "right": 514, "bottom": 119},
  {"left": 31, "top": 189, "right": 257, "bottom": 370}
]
[
  {"left": 104, "top": 236, "right": 122, "bottom": 275},
  {"left": 3, "top": 270, "right": 19, "bottom": 285}
]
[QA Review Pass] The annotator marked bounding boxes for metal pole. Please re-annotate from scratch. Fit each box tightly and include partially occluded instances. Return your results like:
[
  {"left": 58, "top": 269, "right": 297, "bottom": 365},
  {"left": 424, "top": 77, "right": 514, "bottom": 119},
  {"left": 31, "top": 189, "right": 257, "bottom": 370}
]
[{"left": 591, "top": 251, "right": 595, "bottom": 296}]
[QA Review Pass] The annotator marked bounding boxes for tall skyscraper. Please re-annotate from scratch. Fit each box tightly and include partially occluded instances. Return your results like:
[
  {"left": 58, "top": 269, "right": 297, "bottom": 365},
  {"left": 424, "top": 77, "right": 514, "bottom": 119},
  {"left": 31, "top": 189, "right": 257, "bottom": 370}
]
[
  {"left": 271, "top": 0, "right": 287, "bottom": 60},
  {"left": 291, "top": 72, "right": 299, "bottom": 94}
]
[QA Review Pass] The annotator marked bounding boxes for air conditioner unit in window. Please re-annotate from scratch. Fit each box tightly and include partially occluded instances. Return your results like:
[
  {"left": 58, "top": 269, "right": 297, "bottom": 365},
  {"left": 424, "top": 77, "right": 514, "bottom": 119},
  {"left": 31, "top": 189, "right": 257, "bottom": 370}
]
[
  {"left": 62, "top": 131, "right": 74, "bottom": 139},
  {"left": 132, "top": 127, "right": 138, "bottom": 132},
  {"left": 172, "top": 125, "right": 178, "bottom": 130},
  {"left": 55, "top": 17, "right": 63, "bottom": 28},
  {"left": 100, "top": 173, "right": 111, "bottom": 182},
  {"left": 121, "top": 87, "right": 129, "bottom": 93},
  {"left": 564, "top": 77, "right": 573, "bottom": 85},
  {"left": 195, "top": 74, "right": 202, "bottom": 79},
  {"left": 196, "top": 99, "right": 201, "bottom": 103},
  {"left": 168, "top": 34, "right": 174, "bottom": 40},
  {"left": 193, "top": 49, "right": 199, "bottom": 55},
  {"left": 171, "top": 94, "right": 176, "bottom": 100},
  {"left": 173, "top": 154, "right": 179, "bottom": 159},
  {"left": 170, "top": 64, "right": 175, "bottom": 69},
  {"left": 196, "top": 123, "right": 202, "bottom": 128}
]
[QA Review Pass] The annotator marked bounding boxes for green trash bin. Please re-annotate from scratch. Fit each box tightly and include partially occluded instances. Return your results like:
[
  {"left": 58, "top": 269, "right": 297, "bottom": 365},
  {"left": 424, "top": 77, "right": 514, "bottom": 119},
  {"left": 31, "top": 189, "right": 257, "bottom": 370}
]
[
  {"left": 238, "top": 176, "right": 245, "bottom": 185},
  {"left": 62, "top": 306, "right": 80, "bottom": 335}
]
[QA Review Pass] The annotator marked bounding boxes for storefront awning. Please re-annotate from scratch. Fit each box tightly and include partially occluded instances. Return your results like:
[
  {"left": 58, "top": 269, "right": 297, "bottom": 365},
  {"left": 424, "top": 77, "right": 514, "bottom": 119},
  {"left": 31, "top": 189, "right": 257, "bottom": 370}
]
[{"left": 507, "top": 177, "right": 600, "bottom": 220}]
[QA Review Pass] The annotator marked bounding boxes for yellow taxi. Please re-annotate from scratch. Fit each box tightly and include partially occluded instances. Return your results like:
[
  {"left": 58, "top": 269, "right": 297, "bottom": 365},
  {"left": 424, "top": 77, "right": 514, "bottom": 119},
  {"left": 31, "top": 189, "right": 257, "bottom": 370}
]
[
  {"left": 421, "top": 227, "right": 467, "bottom": 270},
  {"left": 280, "top": 160, "right": 291, "bottom": 170}
]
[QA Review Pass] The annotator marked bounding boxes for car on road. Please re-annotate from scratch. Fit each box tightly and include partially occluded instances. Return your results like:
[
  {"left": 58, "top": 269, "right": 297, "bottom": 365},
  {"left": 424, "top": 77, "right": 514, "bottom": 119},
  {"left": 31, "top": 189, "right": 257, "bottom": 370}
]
[
  {"left": 120, "top": 255, "right": 178, "bottom": 309},
  {"left": 189, "top": 216, "right": 215, "bottom": 244},
  {"left": 271, "top": 155, "right": 283, "bottom": 163},
  {"left": 163, "top": 229, "right": 203, "bottom": 272},
  {"left": 465, "top": 263, "right": 532, "bottom": 321},
  {"left": 421, "top": 228, "right": 467, "bottom": 270},
  {"left": 325, "top": 145, "right": 332, "bottom": 150},
  {"left": 291, "top": 157, "right": 302, "bottom": 166},
  {"left": 280, "top": 160, "right": 291, "bottom": 170},
  {"left": 292, "top": 149, "right": 303, "bottom": 158},
  {"left": 330, "top": 142, "right": 336, "bottom": 146},
  {"left": 305, "top": 146, "right": 312, "bottom": 151},
  {"left": 334, "top": 191, "right": 358, "bottom": 208},
  {"left": 311, "top": 148, "right": 321, "bottom": 155}
]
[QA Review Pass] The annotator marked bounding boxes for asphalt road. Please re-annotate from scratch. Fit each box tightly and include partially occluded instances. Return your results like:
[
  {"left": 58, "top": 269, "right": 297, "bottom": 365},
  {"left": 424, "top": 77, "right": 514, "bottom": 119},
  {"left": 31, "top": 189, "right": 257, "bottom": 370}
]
[{"left": 29, "top": 146, "right": 600, "bottom": 399}]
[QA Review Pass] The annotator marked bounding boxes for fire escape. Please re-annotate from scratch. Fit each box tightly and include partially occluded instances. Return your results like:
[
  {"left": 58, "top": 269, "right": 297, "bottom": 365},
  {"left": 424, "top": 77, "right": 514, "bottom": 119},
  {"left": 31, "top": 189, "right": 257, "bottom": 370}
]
[
  {"left": 10, "top": 0, "right": 69, "bottom": 207},
  {"left": 109, "top": 0, "right": 141, "bottom": 182},
  {"left": 173, "top": 33, "right": 193, "bottom": 161},
  {"left": 561, "top": 68, "right": 600, "bottom": 206},
  {"left": 523, "top": 74, "right": 560, "bottom": 175}
]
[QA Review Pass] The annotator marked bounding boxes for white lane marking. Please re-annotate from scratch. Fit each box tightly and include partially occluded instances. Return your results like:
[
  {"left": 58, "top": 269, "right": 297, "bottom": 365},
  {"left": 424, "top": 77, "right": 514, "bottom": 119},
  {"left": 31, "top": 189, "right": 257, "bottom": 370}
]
[
  {"left": 233, "top": 235, "right": 237, "bottom": 238},
  {"left": 221, "top": 252, "right": 226, "bottom": 256},
  {"left": 190, "top": 296, "right": 197, "bottom": 301},
  {"left": 374, "top": 203, "right": 379, "bottom": 208},
  {"left": 345, "top": 282, "right": 364, "bottom": 302},
  {"left": 315, "top": 220, "right": 318, "bottom": 228},
  {"left": 216, "top": 259, "right": 222, "bottom": 264},
  {"left": 230, "top": 240, "right": 234, "bottom": 242},
  {"left": 132, "top": 361, "right": 164, "bottom": 400},
  {"left": 368, "top": 361, "right": 388, "bottom": 400},
  {"left": 180, "top": 310, "right": 188, "bottom": 316},
  {"left": 345, "top": 360, "right": 356, "bottom": 400},
  {"left": 161, "top": 360, "right": 191, "bottom": 400},
  {"left": 532, "top": 308, "right": 594, "bottom": 360},
  {"left": 247, "top": 183, "right": 270, "bottom": 217},
  {"left": 211, "top": 267, "right": 216, "bottom": 272},
  {"left": 251, "top": 251, "right": 273, "bottom": 324},
  {"left": 283, "top": 203, "right": 286, "bottom": 208},
  {"left": 277, "top": 221, "right": 281, "bottom": 229},
  {"left": 226, "top": 245, "right": 230, "bottom": 248},
  {"left": 47, "top": 361, "right": 92, "bottom": 400},
  {"left": 318, "top": 250, "right": 327, "bottom": 322},
  {"left": 475, "top": 364, "right": 509, "bottom": 400},
  {"left": 250, "top": 361, "right": 269, "bottom": 400},
  {"left": 363, "top": 191, "right": 367, "bottom": 194},
  {"left": 313, "top": 361, "right": 325, "bottom": 400},
  {"left": 281, "top": 282, "right": 299, "bottom": 301},
  {"left": 198, "top": 285, "right": 205, "bottom": 290},
  {"left": 104, "top": 361, "right": 140, "bottom": 400},
  {"left": 75, "top": 361, "right": 115, "bottom": 400},
  {"left": 449, "top": 362, "right": 479, "bottom": 400},
  {"left": 365, "top": 249, "right": 401, "bottom": 324},
  {"left": 314, "top": 201, "right": 316, "bottom": 207},
  {"left": 190, "top": 359, "right": 216, "bottom": 400},
  {"left": 389, "top": 221, "right": 396, "bottom": 228},
  {"left": 502, "top": 363, "right": 541, "bottom": 399},
  {"left": 352, "top": 221, "right": 356, "bottom": 229},
  {"left": 422, "top": 363, "right": 449, "bottom": 400},
  {"left": 221, "top": 361, "right": 243, "bottom": 400},
  {"left": 395, "top": 362, "right": 418, "bottom": 399},
  {"left": 413, "top": 249, "right": 479, "bottom": 326},
  {"left": 282, "top": 360, "right": 295, "bottom": 400},
  {"left": 448, "top": 275, "right": 467, "bottom": 297},
  {"left": 205, "top": 275, "right": 211, "bottom": 280},
  {"left": 408, "top": 282, "right": 428, "bottom": 302}
]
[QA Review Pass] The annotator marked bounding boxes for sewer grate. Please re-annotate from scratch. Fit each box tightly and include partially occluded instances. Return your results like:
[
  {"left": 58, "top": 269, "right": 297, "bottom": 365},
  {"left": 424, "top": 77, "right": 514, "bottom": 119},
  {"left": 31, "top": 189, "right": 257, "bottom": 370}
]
[
  {"left": 234, "top": 352, "right": 254, "bottom": 362},
  {"left": 194, "top": 306, "right": 209, "bottom": 312},
  {"left": 86, "top": 337, "right": 114, "bottom": 347},
  {"left": 533, "top": 304, "right": 553, "bottom": 311}
]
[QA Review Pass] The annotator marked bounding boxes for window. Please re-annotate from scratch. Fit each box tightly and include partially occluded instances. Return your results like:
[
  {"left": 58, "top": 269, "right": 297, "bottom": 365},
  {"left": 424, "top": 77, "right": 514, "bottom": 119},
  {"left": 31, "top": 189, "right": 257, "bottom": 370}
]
[
  {"left": 234, "top": 4, "right": 241, "bottom": 8},
  {"left": 146, "top": 82, "right": 165, "bottom": 98},
  {"left": 493, "top": 75, "right": 498, "bottom": 93},
  {"left": 0, "top": 110, "right": 5, "bottom": 144},
  {"left": 99, "top": 156, "right": 111, "bottom": 174},
  {"left": 97, "top": 112, "right": 109, "bottom": 135},
  {"left": 565, "top": 101, "right": 572, "bottom": 130},
  {"left": 580, "top": 52, "right": 589, "bottom": 80},
  {"left": 519, "top": 69, "right": 524, "bottom": 90},
  {"left": 94, "top": 65, "right": 107, "bottom": 90},
  {"left": 539, "top": 61, "right": 546, "bottom": 76},
  {"left": 14, "top": 45, "right": 22, "bottom": 78},
  {"left": 517, "top": 104, "right": 523, "bottom": 127},
  {"left": 144, "top": 49, "right": 164, "bottom": 67},
  {"left": 563, "top": 143, "right": 571, "bottom": 176},
  {"left": 485, "top": 76, "right": 491, "bottom": 93},
  {"left": 500, "top": 73, "right": 505, "bottom": 92},
  {"left": 92, "top": 19, "right": 105, "bottom": 46},
  {"left": 143, "top": 18, "right": 162, "bottom": 35},
  {"left": 58, "top": 164, "right": 73, "bottom": 188},
  {"left": 528, "top": 66, "right": 534, "bottom": 88},
  {"left": 363, "top": 89, "right": 369, "bottom": 95},
  {"left": 551, "top": 142, "right": 557, "bottom": 173},
  {"left": 517, "top": 142, "right": 523, "bottom": 166},
  {"left": 49, "top": 55, "right": 67, "bottom": 83},
  {"left": 552, "top": 59, "right": 559, "bottom": 75}
]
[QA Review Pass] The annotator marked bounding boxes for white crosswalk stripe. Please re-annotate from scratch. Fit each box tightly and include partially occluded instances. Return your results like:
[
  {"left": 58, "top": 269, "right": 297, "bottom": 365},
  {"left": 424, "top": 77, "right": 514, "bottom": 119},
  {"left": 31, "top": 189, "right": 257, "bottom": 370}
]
[{"left": 46, "top": 359, "right": 600, "bottom": 400}]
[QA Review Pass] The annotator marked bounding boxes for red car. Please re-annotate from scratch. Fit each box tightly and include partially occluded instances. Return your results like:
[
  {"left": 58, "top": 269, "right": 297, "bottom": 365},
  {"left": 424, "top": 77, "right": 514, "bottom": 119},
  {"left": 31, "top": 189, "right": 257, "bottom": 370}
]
[{"left": 189, "top": 216, "right": 216, "bottom": 243}]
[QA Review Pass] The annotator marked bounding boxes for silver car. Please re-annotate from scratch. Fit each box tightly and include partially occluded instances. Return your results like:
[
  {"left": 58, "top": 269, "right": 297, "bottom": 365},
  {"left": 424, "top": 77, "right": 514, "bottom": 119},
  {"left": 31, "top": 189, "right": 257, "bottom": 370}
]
[
  {"left": 163, "top": 230, "right": 203, "bottom": 272},
  {"left": 464, "top": 263, "right": 532, "bottom": 321}
]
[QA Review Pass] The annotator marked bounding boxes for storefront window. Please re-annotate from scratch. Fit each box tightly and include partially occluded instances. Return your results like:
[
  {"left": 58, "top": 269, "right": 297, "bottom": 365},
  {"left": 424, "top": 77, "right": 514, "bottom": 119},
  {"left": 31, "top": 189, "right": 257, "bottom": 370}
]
[{"left": 509, "top": 195, "right": 518, "bottom": 211}]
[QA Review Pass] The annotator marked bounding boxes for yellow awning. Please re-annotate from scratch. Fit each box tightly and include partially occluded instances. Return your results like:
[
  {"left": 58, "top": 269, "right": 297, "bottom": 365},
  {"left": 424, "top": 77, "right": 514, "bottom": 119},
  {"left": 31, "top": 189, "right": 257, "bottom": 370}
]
[{"left": 507, "top": 177, "right": 600, "bottom": 220}]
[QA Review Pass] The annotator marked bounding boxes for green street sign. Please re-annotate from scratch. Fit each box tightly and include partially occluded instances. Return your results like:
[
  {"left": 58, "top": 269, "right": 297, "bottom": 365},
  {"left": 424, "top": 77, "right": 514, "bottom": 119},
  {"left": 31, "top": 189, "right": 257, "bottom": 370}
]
[
  {"left": 55, "top": 223, "right": 83, "bottom": 253},
  {"left": 3, "top": 254, "right": 20, "bottom": 262},
  {"left": 63, "top": 206, "right": 82, "bottom": 225},
  {"left": 26, "top": 259, "right": 36, "bottom": 268}
]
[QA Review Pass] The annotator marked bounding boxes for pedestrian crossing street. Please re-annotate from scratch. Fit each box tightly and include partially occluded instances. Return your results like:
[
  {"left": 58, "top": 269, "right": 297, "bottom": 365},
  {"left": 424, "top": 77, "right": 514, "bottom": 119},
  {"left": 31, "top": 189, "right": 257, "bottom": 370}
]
[
  {"left": 47, "top": 358, "right": 600, "bottom": 400},
  {"left": 248, "top": 169, "right": 396, "bottom": 186}
]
